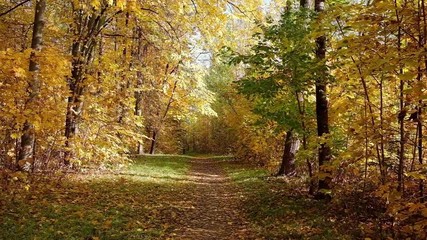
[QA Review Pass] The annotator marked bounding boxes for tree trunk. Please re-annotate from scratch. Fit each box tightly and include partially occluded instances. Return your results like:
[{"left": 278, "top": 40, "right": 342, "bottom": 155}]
[
  {"left": 137, "top": 143, "right": 144, "bottom": 155},
  {"left": 18, "top": 0, "right": 46, "bottom": 170},
  {"left": 149, "top": 130, "right": 157, "bottom": 154},
  {"left": 64, "top": 40, "right": 86, "bottom": 164},
  {"left": 63, "top": 6, "right": 108, "bottom": 165},
  {"left": 64, "top": 40, "right": 95, "bottom": 163},
  {"left": 419, "top": 0, "right": 426, "bottom": 201},
  {"left": 135, "top": 70, "right": 144, "bottom": 155},
  {"left": 300, "top": 0, "right": 309, "bottom": 8},
  {"left": 314, "top": 0, "right": 332, "bottom": 199},
  {"left": 118, "top": 13, "right": 131, "bottom": 124},
  {"left": 396, "top": 5, "right": 405, "bottom": 192},
  {"left": 277, "top": 130, "right": 300, "bottom": 176},
  {"left": 417, "top": 110, "right": 423, "bottom": 199},
  {"left": 134, "top": 34, "right": 145, "bottom": 155}
]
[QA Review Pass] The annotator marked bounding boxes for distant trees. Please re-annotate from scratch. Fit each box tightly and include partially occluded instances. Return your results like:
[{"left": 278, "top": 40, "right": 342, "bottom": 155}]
[{"left": 0, "top": 0, "right": 260, "bottom": 169}]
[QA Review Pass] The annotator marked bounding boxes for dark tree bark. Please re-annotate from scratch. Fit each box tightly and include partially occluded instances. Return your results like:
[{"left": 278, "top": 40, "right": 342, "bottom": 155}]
[
  {"left": 18, "top": 0, "right": 46, "bottom": 170},
  {"left": 300, "top": 0, "right": 310, "bottom": 8},
  {"left": 314, "top": 0, "right": 332, "bottom": 199},
  {"left": 64, "top": 39, "right": 90, "bottom": 164},
  {"left": 64, "top": 5, "right": 111, "bottom": 164},
  {"left": 277, "top": 130, "right": 300, "bottom": 176},
  {"left": 417, "top": 108, "right": 423, "bottom": 199},
  {"left": 420, "top": 0, "right": 426, "bottom": 201}
]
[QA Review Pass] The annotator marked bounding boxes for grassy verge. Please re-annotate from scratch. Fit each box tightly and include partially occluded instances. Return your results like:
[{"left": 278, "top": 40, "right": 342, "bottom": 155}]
[
  {"left": 223, "top": 161, "right": 360, "bottom": 240},
  {"left": 126, "top": 155, "right": 190, "bottom": 180},
  {"left": 0, "top": 155, "right": 191, "bottom": 240}
]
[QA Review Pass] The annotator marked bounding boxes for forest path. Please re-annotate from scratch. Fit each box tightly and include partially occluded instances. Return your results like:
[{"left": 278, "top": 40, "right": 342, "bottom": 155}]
[
  {"left": 0, "top": 155, "right": 358, "bottom": 239},
  {"left": 168, "top": 157, "right": 254, "bottom": 239}
]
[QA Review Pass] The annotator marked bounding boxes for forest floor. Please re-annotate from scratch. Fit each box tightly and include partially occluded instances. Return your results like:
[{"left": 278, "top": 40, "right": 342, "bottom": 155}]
[{"left": 0, "top": 155, "right": 360, "bottom": 239}]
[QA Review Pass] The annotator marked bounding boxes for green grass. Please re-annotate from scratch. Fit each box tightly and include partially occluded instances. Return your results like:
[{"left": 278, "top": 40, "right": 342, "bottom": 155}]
[
  {"left": 180, "top": 152, "right": 233, "bottom": 158},
  {"left": 0, "top": 155, "right": 192, "bottom": 240},
  {"left": 223, "top": 161, "right": 359, "bottom": 240},
  {"left": 127, "top": 155, "right": 190, "bottom": 180}
]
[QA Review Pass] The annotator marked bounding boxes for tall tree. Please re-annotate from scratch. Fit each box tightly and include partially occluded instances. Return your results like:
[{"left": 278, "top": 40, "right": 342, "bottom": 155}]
[
  {"left": 17, "top": 0, "right": 46, "bottom": 170},
  {"left": 314, "top": 0, "right": 332, "bottom": 199},
  {"left": 64, "top": 1, "right": 120, "bottom": 163},
  {"left": 225, "top": 5, "right": 317, "bottom": 179}
]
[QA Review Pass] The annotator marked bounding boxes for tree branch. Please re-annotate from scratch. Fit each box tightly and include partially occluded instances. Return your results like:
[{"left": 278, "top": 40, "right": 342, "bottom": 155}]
[
  {"left": 141, "top": 7, "right": 158, "bottom": 14},
  {"left": 190, "top": 0, "right": 198, "bottom": 14},
  {"left": 0, "top": 0, "right": 30, "bottom": 18},
  {"left": 226, "top": 1, "right": 248, "bottom": 17}
]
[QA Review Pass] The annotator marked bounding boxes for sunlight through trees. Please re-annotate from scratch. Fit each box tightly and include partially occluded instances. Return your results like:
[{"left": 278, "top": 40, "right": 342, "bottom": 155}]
[{"left": 1, "top": 0, "right": 427, "bottom": 238}]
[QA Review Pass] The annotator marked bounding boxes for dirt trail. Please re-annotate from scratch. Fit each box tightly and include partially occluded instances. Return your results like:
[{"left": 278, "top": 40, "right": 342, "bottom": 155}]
[{"left": 168, "top": 158, "right": 254, "bottom": 240}]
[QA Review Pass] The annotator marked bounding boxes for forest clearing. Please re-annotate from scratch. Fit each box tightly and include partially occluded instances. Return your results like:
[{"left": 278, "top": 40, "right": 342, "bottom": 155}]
[{"left": 1, "top": 0, "right": 427, "bottom": 239}]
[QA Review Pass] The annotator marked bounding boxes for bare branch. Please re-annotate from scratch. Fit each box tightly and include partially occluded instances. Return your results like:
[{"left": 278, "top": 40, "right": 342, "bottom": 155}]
[
  {"left": 0, "top": 0, "right": 30, "bottom": 18},
  {"left": 190, "top": 0, "right": 198, "bottom": 14},
  {"left": 141, "top": 7, "right": 159, "bottom": 14},
  {"left": 94, "top": 10, "right": 123, "bottom": 37},
  {"left": 226, "top": 1, "right": 248, "bottom": 17}
]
